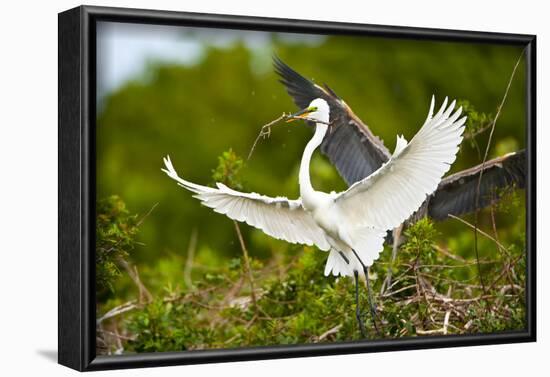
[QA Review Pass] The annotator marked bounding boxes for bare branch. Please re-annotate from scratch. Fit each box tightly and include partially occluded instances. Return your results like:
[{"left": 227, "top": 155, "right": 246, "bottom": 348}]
[
  {"left": 448, "top": 214, "right": 509, "bottom": 252},
  {"left": 97, "top": 300, "right": 139, "bottom": 324},
  {"left": 136, "top": 202, "right": 158, "bottom": 227},
  {"left": 233, "top": 221, "right": 258, "bottom": 312},
  {"left": 118, "top": 257, "right": 153, "bottom": 304},
  {"left": 247, "top": 113, "right": 331, "bottom": 160},
  {"left": 184, "top": 228, "right": 198, "bottom": 289},
  {"left": 473, "top": 49, "right": 525, "bottom": 293},
  {"left": 316, "top": 324, "right": 343, "bottom": 342},
  {"left": 247, "top": 113, "right": 288, "bottom": 161}
]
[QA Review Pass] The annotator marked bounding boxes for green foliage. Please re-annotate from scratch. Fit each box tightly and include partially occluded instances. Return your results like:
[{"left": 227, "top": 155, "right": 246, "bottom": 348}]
[
  {"left": 96, "top": 35, "right": 525, "bottom": 262},
  {"left": 468, "top": 297, "right": 525, "bottom": 334},
  {"left": 401, "top": 218, "right": 438, "bottom": 264},
  {"left": 495, "top": 184, "right": 522, "bottom": 214},
  {"left": 457, "top": 99, "right": 494, "bottom": 137},
  {"left": 94, "top": 31, "right": 527, "bottom": 354},
  {"left": 127, "top": 298, "right": 209, "bottom": 352},
  {"left": 211, "top": 148, "right": 245, "bottom": 190},
  {"left": 96, "top": 197, "right": 525, "bottom": 354},
  {"left": 122, "top": 248, "right": 372, "bottom": 352},
  {"left": 455, "top": 99, "right": 495, "bottom": 158},
  {"left": 96, "top": 195, "right": 139, "bottom": 294}
]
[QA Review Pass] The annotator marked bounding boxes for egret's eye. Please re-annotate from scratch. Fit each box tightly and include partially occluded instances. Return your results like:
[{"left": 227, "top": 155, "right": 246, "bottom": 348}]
[{"left": 308, "top": 106, "right": 318, "bottom": 112}]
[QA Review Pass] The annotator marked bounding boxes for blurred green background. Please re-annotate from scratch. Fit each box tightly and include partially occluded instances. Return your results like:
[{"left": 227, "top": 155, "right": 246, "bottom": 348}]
[{"left": 96, "top": 21, "right": 526, "bottom": 296}]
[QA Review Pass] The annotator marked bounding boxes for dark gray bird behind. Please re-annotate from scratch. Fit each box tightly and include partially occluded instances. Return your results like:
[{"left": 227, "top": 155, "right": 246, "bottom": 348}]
[
  {"left": 428, "top": 150, "right": 525, "bottom": 220},
  {"left": 273, "top": 56, "right": 526, "bottom": 222},
  {"left": 274, "top": 56, "right": 390, "bottom": 185}
]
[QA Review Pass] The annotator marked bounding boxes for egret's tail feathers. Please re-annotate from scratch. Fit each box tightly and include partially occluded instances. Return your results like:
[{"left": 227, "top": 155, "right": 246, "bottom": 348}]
[
  {"left": 324, "top": 227, "right": 386, "bottom": 278},
  {"left": 348, "top": 227, "right": 386, "bottom": 269},
  {"left": 324, "top": 249, "right": 350, "bottom": 277}
]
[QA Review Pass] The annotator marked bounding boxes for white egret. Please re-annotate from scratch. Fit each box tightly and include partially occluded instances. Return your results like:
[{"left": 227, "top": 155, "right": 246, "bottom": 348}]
[
  {"left": 274, "top": 57, "right": 525, "bottom": 295},
  {"left": 162, "top": 96, "right": 466, "bottom": 336},
  {"left": 274, "top": 56, "right": 525, "bottom": 223}
]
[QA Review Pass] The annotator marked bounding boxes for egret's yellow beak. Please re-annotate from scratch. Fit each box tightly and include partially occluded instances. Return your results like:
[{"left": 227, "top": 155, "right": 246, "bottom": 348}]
[{"left": 286, "top": 107, "right": 314, "bottom": 123}]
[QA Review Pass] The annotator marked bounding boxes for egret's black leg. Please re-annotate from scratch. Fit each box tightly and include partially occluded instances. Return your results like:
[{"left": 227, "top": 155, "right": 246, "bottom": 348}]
[
  {"left": 365, "top": 266, "right": 380, "bottom": 330},
  {"left": 354, "top": 270, "right": 367, "bottom": 338},
  {"left": 351, "top": 249, "right": 381, "bottom": 335},
  {"left": 338, "top": 251, "right": 367, "bottom": 337},
  {"left": 335, "top": 250, "right": 366, "bottom": 336},
  {"left": 338, "top": 251, "right": 350, "bottom": 264}
]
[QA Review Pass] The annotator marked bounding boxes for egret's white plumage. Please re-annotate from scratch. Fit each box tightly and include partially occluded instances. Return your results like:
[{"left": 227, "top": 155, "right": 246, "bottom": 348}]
[
  {"left": 162, "top": 96, "right": 466, "bottom": 278},
  {"left": 162, "top": 156, "right": 330, "bottom": 251}
]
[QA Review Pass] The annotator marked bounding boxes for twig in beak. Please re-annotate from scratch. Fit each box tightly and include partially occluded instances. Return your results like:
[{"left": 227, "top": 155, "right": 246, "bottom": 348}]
[
  {"left": 247, "top": 112, "right": 289, "bottom": 161},
  {"left": 247, "top": 113, "right": 331, "bottom": 161}
]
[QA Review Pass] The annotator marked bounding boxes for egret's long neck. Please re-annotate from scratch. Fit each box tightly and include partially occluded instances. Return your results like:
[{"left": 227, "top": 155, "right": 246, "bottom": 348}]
[{"left": 299, "top": 123, "right": 328, "bottom": 203}]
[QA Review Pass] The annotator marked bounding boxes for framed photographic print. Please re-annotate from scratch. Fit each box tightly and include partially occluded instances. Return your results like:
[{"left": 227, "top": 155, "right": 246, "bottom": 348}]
[{"left": 58, "top": 5, "right": 536, "bottom": 371}]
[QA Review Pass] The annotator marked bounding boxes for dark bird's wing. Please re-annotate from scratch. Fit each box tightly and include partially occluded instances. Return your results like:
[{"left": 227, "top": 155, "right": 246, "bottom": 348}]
[
  {"left": 274, "top": 56, "right": 390, "bottom": 185},
  {"left": 274, "top": 56, "right": 526, "bottom": 224},
  {"left": 427, "top": 150, "right": 526, "bottom": 220}
]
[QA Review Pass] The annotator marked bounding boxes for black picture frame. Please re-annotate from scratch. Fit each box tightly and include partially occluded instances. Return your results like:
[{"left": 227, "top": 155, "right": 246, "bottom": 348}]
[{"left": 58, "top": 5, "right": 537, "bottom": 372}]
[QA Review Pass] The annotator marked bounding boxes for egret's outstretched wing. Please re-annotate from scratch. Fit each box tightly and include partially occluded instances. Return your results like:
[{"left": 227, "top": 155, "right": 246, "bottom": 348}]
[
  {"left": 335, "top": 97, "right": 466, "bottom": 230},
  {"left": 427, "top": 150, "right": 526, "bottom": 220},
  {"left": 274, "top": 56, "right": 391, "bottom": 185},
  {"left": 162, "top": 156, "right": 330, "bottom": 251},
  {"left": 275, "top": 57, "right": 525, "bottom": 224}
]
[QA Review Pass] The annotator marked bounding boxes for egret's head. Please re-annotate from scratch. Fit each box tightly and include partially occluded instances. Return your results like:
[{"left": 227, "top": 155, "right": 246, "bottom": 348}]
[{"left": 286, "top": 98, "right": 330, "bottom": 125}]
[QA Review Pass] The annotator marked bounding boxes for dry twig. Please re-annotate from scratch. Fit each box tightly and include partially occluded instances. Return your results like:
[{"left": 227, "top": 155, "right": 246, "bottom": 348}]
[
  {"left": 118, "top": 258, "right": 153, "bottom": 304},
  {"left": 97, "top": 300, "right": 140, "bottom": 324},
  {"left": 316, "top": 324, "right": 343, "bottom": 342},
  {"left": 448, "top": 214, "right": 509, "bottom": 252},
  {"left": 233, "top": 221, "right": 258, "bottom": 312},
  {"left": 472, "top": 49, "right": 525, "bottom": 293},
  {"left": 247, "top": 113, "right": 289, "bottom": 160},
  {"left": 184, "top": 228, "right": 198, "bottom": 289},
  {"left": 247, "top": 113, "right": 331, "bottom": 160}
]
